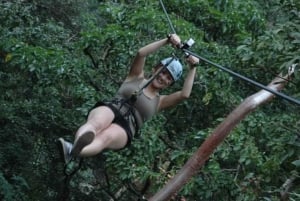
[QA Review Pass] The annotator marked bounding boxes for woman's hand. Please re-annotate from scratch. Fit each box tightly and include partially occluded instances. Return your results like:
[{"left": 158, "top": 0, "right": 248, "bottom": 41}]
[
  {"left": 186, "top": 55, "right": 199, "bottom": 68},
  {"left": 168, "top": 34, "right": 181, "bottom": 48}
]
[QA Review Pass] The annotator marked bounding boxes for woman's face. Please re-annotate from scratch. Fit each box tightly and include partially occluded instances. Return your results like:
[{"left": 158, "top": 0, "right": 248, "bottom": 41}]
[{"left": 152, "top": 67, "right": 174, "bottom": 89}]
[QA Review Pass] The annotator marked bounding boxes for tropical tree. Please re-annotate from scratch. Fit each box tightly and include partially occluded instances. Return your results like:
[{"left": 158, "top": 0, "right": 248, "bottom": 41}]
[{"left": 0, "top": 0, "right": 299, "bottom": 200}]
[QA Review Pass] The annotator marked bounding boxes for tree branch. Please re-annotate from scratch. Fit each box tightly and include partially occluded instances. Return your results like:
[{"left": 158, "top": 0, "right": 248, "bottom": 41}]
[{"left": 149, "top": 67, "right": 295, "bottom": 201}]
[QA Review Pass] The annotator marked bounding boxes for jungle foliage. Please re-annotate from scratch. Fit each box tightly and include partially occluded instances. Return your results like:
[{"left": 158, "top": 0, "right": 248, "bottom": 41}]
[{"left": 0, "top": 0, "right": 299, "bottom": 200}]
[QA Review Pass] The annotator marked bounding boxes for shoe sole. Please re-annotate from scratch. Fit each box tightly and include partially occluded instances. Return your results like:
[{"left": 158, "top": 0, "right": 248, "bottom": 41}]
[{"left": 71, "top": 131, "right": 95, "bottom": 157}]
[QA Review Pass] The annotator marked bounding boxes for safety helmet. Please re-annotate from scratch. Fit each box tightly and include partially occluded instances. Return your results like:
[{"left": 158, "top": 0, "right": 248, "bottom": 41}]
[{"left": 161, "top": 57, "right": 183, "bottom": 82}]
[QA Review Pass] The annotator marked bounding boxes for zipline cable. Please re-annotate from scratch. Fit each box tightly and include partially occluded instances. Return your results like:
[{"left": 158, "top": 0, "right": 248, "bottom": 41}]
[
  {"left": 183, "top": 49, "right": 300, "bottom": 106},
  {"left": 159, "top": 0, "right": 300, "bottom": 106},
  {"left": 159, "top": 0, "right": 176, "bottom": 34}
]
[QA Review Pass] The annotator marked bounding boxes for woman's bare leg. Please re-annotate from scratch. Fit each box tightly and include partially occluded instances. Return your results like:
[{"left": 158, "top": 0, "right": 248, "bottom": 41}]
[
  {"left": 79, "top": 124, "right": 128, "bottom": 157},
  {"left": 75, "top": 106, "right": 115, "bottom": 139},
  {"left": 71, "top": 106, "right": 115, "bottom": 156},
  {"left": 59, "top": 106, "right": 120, "bottom": 162}
]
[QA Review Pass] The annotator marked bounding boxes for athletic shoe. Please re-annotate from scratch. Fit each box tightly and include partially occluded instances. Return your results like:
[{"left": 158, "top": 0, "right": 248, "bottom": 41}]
[
  {"left": 71, "top": 131, "right": 95, "bottom": 157},
  {"left": 58, "top": 138, "right": 73, "bottom": 164}
]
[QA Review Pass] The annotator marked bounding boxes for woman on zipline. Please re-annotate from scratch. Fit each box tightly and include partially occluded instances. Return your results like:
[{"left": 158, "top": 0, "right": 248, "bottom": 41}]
[{"left": 58, "top": 34, "right": 199, "bottom": 163}]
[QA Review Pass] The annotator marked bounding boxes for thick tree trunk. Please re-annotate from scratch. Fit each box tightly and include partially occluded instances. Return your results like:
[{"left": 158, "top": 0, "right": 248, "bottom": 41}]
[{"left": 149, "top": 71, "right": 294, "bottom": 201}]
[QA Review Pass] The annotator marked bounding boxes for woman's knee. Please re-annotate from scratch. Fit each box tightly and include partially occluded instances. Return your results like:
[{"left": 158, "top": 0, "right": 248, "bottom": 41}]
[
  {"left": 88, "top": 106, "right": 114, "bottom": 120},
  {"left": 100, "top": 127, "right": 128, "bottom": 149},
  {"left": 87, "top": 107, "right": 115, "bottom": 130}
]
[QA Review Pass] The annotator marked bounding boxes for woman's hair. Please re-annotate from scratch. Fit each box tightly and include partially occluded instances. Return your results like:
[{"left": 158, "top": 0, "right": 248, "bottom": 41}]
[
  {"left": 147, "top": 63, "right": 164, "bottom": 78},
  {"left": 148, "top": 58, "right": 182, "bottom": 85}
]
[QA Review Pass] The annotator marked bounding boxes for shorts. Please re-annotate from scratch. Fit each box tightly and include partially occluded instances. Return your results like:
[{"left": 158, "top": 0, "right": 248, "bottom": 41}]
[{"left": 90, "top": 100, "right": 139, "bottom": 147}]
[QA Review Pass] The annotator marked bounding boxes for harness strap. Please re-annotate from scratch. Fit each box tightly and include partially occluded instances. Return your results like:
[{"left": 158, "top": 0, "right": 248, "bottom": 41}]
[{"left": 111, "top": 99, "right": 140, "bottom": 136}]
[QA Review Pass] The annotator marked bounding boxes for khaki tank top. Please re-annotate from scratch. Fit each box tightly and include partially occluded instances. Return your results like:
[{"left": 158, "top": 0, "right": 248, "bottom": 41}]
[{"left": 115, "top": 78, "right": 160, "bottom": 128}]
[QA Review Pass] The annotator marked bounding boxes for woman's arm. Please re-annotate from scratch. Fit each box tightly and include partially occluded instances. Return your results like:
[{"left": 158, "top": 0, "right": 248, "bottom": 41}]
[
  {"left": 158, "top": 55, "right": 199, "bottom": 111},
  {"left": 125, "top": 34, "right": 181, "bottom": 81}
]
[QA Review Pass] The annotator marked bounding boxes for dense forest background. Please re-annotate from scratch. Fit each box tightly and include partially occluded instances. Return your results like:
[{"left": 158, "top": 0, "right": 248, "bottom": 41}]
[{"left": 0, "top": 0, "right": 299, "bottom": 200}]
